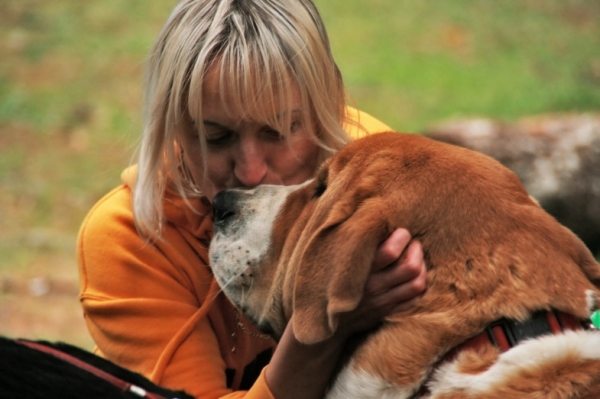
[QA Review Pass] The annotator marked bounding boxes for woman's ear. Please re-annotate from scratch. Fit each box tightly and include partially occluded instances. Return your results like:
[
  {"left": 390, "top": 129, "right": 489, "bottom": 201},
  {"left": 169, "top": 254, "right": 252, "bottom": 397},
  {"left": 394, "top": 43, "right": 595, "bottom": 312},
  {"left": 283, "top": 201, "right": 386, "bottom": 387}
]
[{"left": 291, "top": 196, "right": 391, "bottom": 344}]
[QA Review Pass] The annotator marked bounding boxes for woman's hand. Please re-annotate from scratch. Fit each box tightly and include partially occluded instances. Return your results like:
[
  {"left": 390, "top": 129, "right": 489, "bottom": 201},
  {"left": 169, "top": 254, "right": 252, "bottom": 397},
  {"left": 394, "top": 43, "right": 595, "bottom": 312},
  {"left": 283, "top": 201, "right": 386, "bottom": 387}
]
[{"left": 336, "top": 228, "right": 427, "bottom": 336}]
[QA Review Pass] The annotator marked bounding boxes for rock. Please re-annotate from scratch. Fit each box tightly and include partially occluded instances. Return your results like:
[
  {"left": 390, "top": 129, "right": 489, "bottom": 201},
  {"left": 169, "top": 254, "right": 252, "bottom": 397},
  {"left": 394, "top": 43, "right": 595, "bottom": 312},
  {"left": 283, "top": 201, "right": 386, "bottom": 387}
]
[{"left": 423, "top": 113, "right": 600, "bottom": 255}]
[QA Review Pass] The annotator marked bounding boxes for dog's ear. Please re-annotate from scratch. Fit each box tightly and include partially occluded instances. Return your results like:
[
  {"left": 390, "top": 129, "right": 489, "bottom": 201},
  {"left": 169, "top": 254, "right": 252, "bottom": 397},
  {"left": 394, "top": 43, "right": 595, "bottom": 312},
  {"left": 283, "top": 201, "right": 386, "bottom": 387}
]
[{"left": 291, "top": 196, "right": 391, "bottom": 344}]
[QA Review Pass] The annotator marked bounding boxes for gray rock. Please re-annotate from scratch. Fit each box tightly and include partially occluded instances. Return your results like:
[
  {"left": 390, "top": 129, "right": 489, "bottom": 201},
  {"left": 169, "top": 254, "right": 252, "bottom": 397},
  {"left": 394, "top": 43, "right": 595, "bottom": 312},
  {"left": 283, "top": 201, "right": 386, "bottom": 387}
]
[{"left": 423, "top": 114, "right": 600, "bottom": 255}]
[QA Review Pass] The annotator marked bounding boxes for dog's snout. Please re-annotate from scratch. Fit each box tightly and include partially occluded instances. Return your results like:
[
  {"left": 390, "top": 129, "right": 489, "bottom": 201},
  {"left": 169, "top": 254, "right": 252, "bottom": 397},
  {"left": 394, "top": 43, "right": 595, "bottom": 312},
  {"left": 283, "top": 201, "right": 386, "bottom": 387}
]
[{"left": 212, "top": 190, "right": 240, "bottom": 223}]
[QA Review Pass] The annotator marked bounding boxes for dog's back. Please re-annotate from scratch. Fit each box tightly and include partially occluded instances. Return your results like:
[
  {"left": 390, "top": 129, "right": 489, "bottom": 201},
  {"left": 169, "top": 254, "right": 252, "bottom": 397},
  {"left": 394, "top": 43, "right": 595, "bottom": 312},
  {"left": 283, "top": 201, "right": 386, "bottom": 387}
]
[{"left": 315, "top": 132, "right": 600, "bottom": 398}]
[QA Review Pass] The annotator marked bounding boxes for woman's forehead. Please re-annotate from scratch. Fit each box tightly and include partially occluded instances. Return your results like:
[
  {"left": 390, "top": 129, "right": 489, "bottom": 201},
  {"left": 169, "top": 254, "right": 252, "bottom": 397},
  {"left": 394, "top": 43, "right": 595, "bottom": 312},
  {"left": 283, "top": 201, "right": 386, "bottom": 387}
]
[{"left": 195, "top": 61, "right": 305, "bottom": 123}]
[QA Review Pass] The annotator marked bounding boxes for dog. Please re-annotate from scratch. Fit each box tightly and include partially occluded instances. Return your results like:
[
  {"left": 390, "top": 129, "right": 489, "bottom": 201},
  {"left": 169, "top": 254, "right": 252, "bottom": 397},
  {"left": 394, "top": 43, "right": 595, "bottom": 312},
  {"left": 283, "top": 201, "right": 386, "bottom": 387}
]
[
  {"left": 0, "top": 337, "right": 193, "bottom": 399},
  {"left": 209, "top": 131, "right": 600, "bottom": 398}
]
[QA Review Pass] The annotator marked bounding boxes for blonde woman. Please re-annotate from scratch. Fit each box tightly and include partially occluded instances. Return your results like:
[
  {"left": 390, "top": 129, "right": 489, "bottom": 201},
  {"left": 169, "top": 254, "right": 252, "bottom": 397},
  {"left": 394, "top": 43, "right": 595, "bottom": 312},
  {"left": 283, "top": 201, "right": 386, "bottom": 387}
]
[{"left": 77, "top": 1, "right": 427, "bottom": 398}]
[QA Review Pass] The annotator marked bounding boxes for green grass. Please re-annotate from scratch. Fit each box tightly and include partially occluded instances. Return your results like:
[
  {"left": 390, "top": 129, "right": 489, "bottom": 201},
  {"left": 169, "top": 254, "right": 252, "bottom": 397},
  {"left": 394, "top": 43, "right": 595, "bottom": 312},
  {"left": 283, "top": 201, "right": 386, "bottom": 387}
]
[
  {"left": 316, "top": 0, "right": 600, "bottom": 131},
  {"left": 1, "top": 0, "right": 177, "bottom": 237},
  {"left": 1, "top": 0, "right": 599, "bottom": 346}
]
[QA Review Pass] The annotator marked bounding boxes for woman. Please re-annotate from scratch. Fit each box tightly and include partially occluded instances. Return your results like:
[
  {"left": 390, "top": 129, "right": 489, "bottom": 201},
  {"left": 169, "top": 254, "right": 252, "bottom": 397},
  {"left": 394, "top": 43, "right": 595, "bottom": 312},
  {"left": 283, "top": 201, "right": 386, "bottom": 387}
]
[{"left": 77, "top": 1, "right": 427, "bottom": 398}]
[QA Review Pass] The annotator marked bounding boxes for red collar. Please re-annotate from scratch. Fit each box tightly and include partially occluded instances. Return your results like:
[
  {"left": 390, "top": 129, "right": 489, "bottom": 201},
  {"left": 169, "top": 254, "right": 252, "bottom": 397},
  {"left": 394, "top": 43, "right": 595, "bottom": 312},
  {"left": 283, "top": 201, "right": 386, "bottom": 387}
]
[
  {"left": 448, "top": 310, "right": 584, "bottom": 358},
  {"left": 414, "top": 310, "right": 586, "bottom": 398}
]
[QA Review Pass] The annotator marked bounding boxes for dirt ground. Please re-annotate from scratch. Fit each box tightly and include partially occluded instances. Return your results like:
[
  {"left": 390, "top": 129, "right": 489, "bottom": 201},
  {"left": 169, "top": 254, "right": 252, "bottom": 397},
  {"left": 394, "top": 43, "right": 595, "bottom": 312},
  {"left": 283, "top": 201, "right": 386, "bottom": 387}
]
[{"left": 0, "top": 250, "right": 94, "bottom": 350}]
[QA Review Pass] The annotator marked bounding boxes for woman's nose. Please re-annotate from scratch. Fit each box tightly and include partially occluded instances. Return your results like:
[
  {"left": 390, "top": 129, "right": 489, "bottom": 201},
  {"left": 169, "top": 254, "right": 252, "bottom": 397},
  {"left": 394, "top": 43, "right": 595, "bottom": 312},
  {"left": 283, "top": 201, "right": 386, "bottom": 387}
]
[{"left": 233, "top": 142, "right": 268, "bottom": 187}]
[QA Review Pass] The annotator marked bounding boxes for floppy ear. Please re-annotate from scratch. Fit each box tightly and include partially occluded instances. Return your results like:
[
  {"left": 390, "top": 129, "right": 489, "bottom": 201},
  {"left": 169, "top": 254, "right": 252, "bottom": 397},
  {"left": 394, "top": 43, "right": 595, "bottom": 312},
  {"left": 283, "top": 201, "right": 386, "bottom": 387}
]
[{"left": 291, "top": 196, "right": 392, "bottom": 344}]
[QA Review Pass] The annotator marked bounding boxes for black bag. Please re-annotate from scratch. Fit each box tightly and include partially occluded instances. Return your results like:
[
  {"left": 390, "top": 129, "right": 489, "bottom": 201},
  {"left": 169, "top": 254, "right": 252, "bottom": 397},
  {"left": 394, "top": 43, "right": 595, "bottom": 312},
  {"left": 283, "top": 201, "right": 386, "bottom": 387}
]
[{"left": 0, "top": 337, "right": 193, "bottom": 399}]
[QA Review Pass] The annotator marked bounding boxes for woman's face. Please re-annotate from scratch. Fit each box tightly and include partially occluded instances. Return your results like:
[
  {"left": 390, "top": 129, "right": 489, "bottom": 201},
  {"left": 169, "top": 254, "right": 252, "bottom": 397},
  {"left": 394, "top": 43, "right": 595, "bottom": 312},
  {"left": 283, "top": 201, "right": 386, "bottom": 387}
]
[{"left": 181, "top": 65, "right": 321, "bottom": 202}]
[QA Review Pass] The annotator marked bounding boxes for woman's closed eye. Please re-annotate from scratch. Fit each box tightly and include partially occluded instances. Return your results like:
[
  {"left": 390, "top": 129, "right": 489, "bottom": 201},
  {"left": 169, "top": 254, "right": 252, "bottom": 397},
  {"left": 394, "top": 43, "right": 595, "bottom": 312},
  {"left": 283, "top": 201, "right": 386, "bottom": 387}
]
[
  {"left": 202, "top": 118, "right": 302, "bottom": 148},
  {"left": 205, "top": 129, "right": 235, "bottom": 147},
  {"left": 262, "top": 127, "right": 285, "bottom": 142},
  {"left": 206, "top": 127, "right": 284, "bottom": 147},
  {"left": 264, "top": 119, "right": 302, "bottom": 140}
]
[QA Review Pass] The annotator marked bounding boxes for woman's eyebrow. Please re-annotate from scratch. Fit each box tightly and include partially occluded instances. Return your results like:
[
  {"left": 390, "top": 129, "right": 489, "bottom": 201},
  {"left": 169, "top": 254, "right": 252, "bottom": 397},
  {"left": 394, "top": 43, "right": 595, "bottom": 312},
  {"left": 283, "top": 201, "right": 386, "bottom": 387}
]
[
  {"left": 202, "top": 120, "right": 228, "bottom": 128},
  {"left": 271, "top": 109, "right": 303, "bottom": 124},
  {"left": 201, "top": 109, "right": 302, "bottom": 128}
]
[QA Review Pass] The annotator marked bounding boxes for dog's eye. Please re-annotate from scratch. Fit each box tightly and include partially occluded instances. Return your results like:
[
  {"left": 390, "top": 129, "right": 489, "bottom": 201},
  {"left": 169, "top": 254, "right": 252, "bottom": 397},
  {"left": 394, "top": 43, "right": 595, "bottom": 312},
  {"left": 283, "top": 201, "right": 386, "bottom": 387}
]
[
  {"left": 313, "top": 164, "right": 329, "bottom": 198},
  {"left": 314, "top": 181, "right": 327, "bottom": 198}
]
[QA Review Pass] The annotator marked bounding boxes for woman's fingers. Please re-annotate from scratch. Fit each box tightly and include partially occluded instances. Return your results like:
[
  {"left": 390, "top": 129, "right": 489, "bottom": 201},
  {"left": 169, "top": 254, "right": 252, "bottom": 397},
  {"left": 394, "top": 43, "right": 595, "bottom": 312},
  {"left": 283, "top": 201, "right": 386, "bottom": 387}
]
[
  {"left": 366, "top": 238, "right": 426, "bottom": 308},
  {"left": 371, "top": 228, "right": 412, "bottom": 272},
  {"left": 368, "top": 229, "right": 426, "bottom": 294}
]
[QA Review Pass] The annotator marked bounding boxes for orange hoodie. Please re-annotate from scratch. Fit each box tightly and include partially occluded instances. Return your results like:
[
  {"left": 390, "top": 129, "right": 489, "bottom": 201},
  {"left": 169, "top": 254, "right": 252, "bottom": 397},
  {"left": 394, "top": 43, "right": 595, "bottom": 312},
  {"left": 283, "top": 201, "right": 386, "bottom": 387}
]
[{"left": 77, "top": 109, "right": 391, "bottom": 399}]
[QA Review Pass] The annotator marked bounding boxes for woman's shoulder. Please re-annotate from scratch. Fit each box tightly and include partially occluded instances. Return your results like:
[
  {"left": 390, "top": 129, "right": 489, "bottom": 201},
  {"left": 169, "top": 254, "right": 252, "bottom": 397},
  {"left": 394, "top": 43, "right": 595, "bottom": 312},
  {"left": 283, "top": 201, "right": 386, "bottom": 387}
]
[
  {"left": 77, "top": 168, "right": 215, "bottom": 300},
  {"left": 344, "top": 106, "right": 393, "bottom": 139},
  {"left": 79, "top": 165, "right": 213, "bottom": 243},
  {"left": 79, "top": 166, "right": 138, "bottom": 236},
  {"left": 78, "top": 181, "right": 134, "bottom": 244}
]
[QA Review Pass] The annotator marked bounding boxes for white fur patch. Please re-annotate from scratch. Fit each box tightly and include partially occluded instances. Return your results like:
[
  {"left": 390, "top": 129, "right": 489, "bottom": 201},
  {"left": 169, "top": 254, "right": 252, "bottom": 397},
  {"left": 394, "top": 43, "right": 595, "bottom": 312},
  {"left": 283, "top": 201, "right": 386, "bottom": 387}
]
[
  {"left": 209, "top": 182, "right": 310, "bottom": 316},
  {"left": 428, "top": 330, "right": 600, "bottom": 397},
  {"left": 325, "top": 361, "right": 418, "bottom": 399}
]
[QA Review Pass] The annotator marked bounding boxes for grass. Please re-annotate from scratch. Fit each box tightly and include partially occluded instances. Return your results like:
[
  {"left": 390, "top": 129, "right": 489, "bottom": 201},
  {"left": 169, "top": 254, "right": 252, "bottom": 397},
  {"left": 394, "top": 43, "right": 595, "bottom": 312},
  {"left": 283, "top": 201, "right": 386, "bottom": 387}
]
[
  {"left": 317, "top": 0, "right": 600, "bottom": 131},
  {"left": 1, "top": 0, "right": 599, "bottom": 348}
]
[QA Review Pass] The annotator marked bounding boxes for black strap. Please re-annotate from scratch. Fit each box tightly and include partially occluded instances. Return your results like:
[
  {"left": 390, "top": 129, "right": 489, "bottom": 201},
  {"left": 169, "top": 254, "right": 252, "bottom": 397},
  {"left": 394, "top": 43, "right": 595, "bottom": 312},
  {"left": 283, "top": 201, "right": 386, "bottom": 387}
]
[{"left": 16, "top": 340, "right": 171, "bottom": 399}]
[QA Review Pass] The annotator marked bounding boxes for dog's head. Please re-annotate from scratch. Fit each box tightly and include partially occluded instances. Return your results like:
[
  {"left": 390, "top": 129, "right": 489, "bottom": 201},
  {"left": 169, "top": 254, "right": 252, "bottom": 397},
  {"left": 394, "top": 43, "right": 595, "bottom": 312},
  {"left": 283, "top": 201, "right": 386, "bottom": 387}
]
[{"left": 210, "top": 132, "right": 600, "bottom": 345}]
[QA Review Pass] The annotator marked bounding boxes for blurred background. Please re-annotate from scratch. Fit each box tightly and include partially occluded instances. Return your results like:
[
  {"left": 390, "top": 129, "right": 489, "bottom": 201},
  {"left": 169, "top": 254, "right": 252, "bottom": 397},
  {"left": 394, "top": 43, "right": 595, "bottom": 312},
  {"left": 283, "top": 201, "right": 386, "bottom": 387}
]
[{"left": 1, "top": 0, "right": 599, "bottom": 349}]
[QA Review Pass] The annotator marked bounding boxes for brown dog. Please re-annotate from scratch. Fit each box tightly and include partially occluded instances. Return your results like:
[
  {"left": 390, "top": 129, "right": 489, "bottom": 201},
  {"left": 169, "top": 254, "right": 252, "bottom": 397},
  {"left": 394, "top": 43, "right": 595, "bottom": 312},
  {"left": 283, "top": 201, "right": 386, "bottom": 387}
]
[{"left": 209, "top": 132, "right": 600, "bottom": 398}]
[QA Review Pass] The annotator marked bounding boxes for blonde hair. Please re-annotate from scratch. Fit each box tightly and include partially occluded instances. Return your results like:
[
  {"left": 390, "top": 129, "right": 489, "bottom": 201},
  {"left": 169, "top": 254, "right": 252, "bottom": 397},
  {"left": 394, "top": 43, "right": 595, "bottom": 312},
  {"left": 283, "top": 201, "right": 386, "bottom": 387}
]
[{"left": 134, "top": 0, "right": 355, "bottom": 239}]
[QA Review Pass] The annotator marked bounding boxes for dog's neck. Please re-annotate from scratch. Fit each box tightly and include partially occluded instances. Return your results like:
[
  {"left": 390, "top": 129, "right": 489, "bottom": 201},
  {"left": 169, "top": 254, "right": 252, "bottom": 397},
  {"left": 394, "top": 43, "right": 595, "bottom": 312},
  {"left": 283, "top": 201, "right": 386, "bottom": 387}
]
[{"left": 413, "top": 310, "right": 587, "bottom": 398}]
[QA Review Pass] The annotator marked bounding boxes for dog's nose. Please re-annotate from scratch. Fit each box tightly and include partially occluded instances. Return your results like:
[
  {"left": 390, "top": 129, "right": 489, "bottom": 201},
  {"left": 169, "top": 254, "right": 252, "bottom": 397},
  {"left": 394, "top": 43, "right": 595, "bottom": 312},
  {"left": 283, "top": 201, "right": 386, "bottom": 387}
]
[{"left": 212, "top": 190, "right": 239, "bottom": 224}]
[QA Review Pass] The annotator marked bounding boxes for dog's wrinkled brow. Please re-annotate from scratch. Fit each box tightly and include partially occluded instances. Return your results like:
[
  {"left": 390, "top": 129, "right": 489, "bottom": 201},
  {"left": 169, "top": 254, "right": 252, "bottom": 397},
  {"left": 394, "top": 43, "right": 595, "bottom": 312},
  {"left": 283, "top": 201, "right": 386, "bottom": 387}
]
[{"left": 316, "top": 163, "right": 329, "bottom": 184}]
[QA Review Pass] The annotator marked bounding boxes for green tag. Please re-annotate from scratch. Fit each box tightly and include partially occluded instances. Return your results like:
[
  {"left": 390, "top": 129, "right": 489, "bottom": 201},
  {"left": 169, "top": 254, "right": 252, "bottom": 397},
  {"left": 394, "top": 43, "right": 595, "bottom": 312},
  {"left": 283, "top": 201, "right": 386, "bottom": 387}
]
[{"left": 591, "top": 310, "right": 600, "bottom": 329}]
